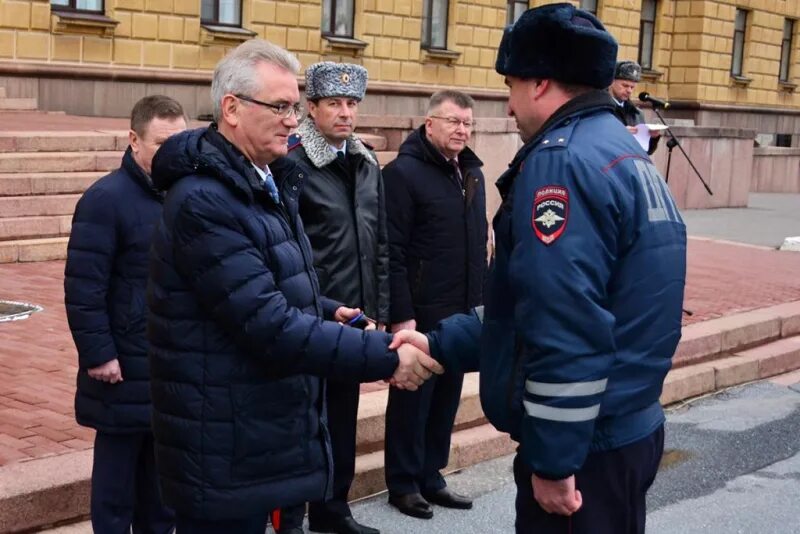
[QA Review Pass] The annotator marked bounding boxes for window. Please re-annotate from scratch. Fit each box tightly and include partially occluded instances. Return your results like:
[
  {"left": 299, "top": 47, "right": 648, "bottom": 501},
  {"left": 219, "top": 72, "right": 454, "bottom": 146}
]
[
  {"left": 780, "top": 19, "right": 794, "bottom": 82},
  {"left": 50, "top": 0, "right": 103, "bottom": 12},
  {"left": 637, "top": 0, "right": 657, "bottom": 70},
  {"left": 201, "top": 0, "right": 242, "bottom": 27},
  {"left": 731, "top": 9, "right": 748, "bottom": 76},
  {"left": 507, "top": 1, "right": 527, "bottom": 25},
  {"left": 422, "top": 0, "right": 449, "bottom": 50},
  {"left": 580, "top": 0, "right": 598, "bottom": 15},
  {"left": 776, "top": 134, "right": 792, "bottom": 147},
  {"left": 322, "top": 0, "right": 354, "bottom": 38}
]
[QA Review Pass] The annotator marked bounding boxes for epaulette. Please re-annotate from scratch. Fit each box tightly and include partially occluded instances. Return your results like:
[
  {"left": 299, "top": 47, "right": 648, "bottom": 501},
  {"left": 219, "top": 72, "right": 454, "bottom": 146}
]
[
  {"left": 287, "top": 133, "right": 302, "bottom": 152},
  {"left": 539, "top": 117, "right": 579, "bottom": 151}
]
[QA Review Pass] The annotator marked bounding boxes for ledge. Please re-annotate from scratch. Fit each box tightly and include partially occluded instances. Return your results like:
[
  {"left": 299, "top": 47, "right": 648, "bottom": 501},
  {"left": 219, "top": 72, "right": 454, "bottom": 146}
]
[
  {"left": 200, "top": 24, "right": 256, "bottom": 46},
  {"left": 640, "top": 69, "right": 663, "bottom": 82},
  {"left": 421, "top": 47, "right": 461, "bottom": 66},
  {"left": 731, "top": 74, "right": 753, "bottom": 88},
  {"left": 779, "top": 81, "right": 797, "bottom": 93},
  {"left": 322, "top": 35, "right": 368, "bottom": 56},
  {"left": 50, "top": 10, "right": 118, "bottom": 38}
]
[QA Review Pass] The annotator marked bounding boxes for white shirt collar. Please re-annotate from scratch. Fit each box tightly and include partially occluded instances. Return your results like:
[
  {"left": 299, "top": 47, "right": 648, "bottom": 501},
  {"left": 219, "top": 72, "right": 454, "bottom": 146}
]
[
  {"left": 329, "top": 140, "right": 347, "bottom": 155},
  {"left": 251, "top": 163, "right": 272, "bottom": 182}
]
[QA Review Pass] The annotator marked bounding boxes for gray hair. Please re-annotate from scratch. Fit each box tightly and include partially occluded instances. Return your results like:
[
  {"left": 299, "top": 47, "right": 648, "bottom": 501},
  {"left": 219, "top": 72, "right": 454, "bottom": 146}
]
[
  {"left": 426, "top": 90, "right": 476, "bottom": 116},
  {"left": 210, "top": 39, "right": 301, "bottom": 121}
]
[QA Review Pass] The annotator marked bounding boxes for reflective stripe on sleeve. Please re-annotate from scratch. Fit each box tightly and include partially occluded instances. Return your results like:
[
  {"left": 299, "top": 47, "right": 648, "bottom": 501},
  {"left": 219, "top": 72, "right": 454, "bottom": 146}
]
[
  {"left": 525, "top": 378, "right": 608, "bottom": 398},
  {"left": 523, "top": 401, "right": 601, "bottom": 422}
]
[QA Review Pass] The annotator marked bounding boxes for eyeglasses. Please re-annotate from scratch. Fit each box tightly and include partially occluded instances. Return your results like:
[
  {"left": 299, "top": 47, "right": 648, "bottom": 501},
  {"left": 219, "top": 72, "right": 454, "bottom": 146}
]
[
  {"left": 429, "top": 116, "right": 476, "bottom": 130},
  {"left": 234, "top": 94, "right": 304, "bottom": 119}
]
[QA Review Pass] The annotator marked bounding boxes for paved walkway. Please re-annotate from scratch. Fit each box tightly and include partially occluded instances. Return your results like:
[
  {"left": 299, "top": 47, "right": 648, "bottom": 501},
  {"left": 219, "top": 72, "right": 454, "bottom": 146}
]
[{"left": 1, "top": 238, "right": 799, "bottom": 466}]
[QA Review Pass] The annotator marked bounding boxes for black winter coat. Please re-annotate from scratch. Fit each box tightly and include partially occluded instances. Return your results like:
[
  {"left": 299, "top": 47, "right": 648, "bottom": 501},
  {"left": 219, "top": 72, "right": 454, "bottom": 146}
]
[
  {"left": 287, "top": 120, "right": 390, "bottom": 323},
  {"left": 382, "top": 127, "right": 488, "bottom": 331},
  {"left": 65, "top": 148, "right": 161, "bottom": 434},
  {"left": 147, "top": 126, "right": 399, "bottom": 520},
  {"left": 613, "top": 100, "right": 660, "bottom": 155}
]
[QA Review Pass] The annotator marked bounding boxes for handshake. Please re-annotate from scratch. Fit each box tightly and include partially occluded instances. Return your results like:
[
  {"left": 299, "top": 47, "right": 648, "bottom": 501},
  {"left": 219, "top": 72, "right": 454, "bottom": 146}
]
[
  {"left": 335, "top": 308, "right": 444, "bottom": 391},
  {"left": 387, "top": 326, "right": 444, "bottom": 392}
]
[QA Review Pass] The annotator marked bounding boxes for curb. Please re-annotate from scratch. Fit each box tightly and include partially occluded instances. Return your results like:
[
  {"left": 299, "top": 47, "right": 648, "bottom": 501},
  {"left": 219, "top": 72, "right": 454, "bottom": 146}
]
[{"left": 4, "top": 301, "right": 800, "bottom": 532}]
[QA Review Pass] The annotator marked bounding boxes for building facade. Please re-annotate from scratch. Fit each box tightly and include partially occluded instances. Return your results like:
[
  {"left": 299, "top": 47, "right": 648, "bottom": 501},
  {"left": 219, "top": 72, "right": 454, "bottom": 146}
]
[{"left": 0, "top": 0, "right": 798, "bottom": 141}]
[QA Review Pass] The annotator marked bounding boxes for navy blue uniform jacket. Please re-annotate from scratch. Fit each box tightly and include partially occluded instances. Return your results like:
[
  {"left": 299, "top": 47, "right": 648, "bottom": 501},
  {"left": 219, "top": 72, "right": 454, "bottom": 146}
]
[{"left": 428, "top": 91, "right": 687, "bottom": 480}]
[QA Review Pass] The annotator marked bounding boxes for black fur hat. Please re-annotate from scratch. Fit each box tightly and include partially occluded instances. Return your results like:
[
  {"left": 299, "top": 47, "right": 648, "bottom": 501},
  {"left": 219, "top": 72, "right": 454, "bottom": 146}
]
[{"left": 495, "top": 3, "right": 618, "bottom": 89}]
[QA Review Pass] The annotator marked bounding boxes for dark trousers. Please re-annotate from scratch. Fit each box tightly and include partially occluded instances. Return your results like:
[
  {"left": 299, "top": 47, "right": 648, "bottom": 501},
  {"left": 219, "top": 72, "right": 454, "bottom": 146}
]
[
  {"left": 280, "top": 379, "right": 361, "bottom": 529},
  {"left": 175, "top": 513, "right": 268, "bottom": 533},
  {"left": 91, "top": 431, "right": 174, "bottom": 534},
  {"left": 384, "top": 370, "right": 464, "bottom": 495},
  {"left": 513, "top": 425, "right": 665, "bottom": 534}
]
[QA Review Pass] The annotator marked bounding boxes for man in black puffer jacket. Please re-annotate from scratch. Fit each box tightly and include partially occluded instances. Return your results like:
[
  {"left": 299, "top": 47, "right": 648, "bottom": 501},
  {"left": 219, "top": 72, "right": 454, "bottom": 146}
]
[
  {"left": 146, "top": 40, "right": 442, "bottom": 533},
  {"left": 65, "top": 95, "right": 186, "bottom": 532},
  {"left": 382, "top": 90, "right": 487, "bottom": 519}
]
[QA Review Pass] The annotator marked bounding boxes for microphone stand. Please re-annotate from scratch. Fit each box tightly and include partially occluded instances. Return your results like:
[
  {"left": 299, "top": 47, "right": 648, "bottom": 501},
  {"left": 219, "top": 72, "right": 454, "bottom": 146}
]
[{"left": 650, "top": 105, "right": 713, "bottom": 195}]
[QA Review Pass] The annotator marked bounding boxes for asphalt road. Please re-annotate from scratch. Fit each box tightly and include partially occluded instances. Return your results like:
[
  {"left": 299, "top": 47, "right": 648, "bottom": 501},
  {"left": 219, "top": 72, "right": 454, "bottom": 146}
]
[
  {"left": 336, "top": 375, "right": 800, "bottom": 534},
  {"left": 681, "top": 192, "right": 800, "bottom": 248}
]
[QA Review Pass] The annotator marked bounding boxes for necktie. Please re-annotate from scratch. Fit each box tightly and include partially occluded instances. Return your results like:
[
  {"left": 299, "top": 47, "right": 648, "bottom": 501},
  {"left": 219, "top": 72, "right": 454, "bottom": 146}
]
[
  {"left": 449, "top": 159, "right": 464, "bottom": 191},
  {"left": 337, "top": 150, "right": 346, "bottom": 162},
  {"left": 264, "top": 170, "right": 280, "bottom": 204}
]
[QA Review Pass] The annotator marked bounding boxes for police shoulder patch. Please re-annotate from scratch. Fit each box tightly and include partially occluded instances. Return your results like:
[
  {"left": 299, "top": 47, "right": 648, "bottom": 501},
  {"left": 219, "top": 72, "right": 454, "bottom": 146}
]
[{"left": 532, "top": 185, "right": 569, "bottom": 245}]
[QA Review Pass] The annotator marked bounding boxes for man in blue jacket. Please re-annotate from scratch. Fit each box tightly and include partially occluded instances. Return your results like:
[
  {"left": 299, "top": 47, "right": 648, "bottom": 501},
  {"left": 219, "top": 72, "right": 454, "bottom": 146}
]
[
  {"left": 65, "top": 94, "right": 186, "bottom": 532},
  {"left": 391, "top": 4, "right": 686, "bottom": 533},
  {"left": 146, "top": 39, "right": 442, "bottom": 532}
]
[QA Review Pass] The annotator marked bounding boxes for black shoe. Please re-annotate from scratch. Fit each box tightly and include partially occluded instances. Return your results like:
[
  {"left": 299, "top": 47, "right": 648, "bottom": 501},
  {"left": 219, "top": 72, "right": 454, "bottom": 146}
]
[
  {"left": 422, "top": 487, "right": 473, "bottom": 509},
  {"left": 308, "top": 516, "right": 380, "bottom": 534},
  {"left": 388, "top": 492, "right": 434, "bottom": 519}
]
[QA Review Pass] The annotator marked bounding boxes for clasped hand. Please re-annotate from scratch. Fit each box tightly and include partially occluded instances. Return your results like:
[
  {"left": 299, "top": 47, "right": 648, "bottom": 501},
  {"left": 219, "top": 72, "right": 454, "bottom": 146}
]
[{"left": 387, "top": 329, "right": 443, "bottom": 391}]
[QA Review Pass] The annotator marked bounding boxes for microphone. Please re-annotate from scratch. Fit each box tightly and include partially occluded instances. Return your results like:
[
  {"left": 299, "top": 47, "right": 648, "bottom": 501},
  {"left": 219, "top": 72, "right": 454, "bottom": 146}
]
[{"left": 638, "top": 92, "right": 670, "bottom": 109}]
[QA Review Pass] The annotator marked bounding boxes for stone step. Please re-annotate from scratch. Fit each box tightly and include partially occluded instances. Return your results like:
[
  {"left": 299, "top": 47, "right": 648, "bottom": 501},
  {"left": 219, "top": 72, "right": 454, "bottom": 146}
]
[
  {"left": 0, "top": 236, "right": 68, "bottom": 263},
  {"left": 0, "top": 215, "right": 72, "bottom": 241},
  {"left": 661, "top": 334, "right": 800, "bottom": 405},
  {"left": 8, "top": 308, "right": 800, "bottom": 532},
  {"left": 0, "top": 131, "right": 127, "bottom": 153},
  {"left": 0, "top": 193, "right": 80, "bottom": 218},
  {"left": 356, "top": 132, "right": 387, "bottom": 151},
  {"left": 0, "top": 97, "right": 38, "bottom": 111},
  {"left": 0, "top": 172, "right": 104, "bottom": 196},
  {"left": 377, "top": 150, "right": 398, "bottom": 167},
  {"left": 0, "top": 151, "right": 121, "bottom": 174},
  {"left": 0, "top": 88, "right": 6, "bottom": 99}
]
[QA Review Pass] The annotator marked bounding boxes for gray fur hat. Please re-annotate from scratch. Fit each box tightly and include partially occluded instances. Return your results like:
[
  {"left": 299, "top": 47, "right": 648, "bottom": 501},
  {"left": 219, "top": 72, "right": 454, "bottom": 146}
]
[
  {"left": 615, "top": 60, "right": 641, "bottom": 82},
  {"left": 305, "top": 62, "right": 368, "bottom": 101}
]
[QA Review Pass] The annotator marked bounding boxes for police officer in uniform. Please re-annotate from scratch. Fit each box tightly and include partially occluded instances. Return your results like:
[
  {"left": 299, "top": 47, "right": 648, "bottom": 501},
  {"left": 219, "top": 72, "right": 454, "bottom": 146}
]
[
  {"left": 390, "top": 4, "right": 687, "bottom": 533},
  {"left": 609, "top": 60, "right": 661, "bottom": 155},
  {"left": 279, "top": 62, "right": 388, "bottom": 534}
]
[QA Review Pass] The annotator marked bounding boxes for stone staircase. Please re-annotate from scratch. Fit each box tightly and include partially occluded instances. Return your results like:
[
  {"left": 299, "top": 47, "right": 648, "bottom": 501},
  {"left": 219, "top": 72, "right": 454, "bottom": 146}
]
[
  {"left": 0, "top": 131, "right": 126, "bottom": 263},
  {"left": 0, "top": 123, "right": 403, "bottom": 264}
]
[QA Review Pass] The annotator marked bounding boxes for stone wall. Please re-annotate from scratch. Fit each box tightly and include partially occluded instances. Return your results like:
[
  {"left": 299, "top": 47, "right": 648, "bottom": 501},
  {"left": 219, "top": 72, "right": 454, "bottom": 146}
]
[
  {"left": 752, "top": 147, "right": 800, "bottom": 192},
  {"left": 650, "top": 125, "right": 756, "bottom": 209}
]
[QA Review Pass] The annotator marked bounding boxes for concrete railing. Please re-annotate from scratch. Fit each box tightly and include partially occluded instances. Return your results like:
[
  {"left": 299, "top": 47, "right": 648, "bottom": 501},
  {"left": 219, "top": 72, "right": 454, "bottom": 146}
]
[
  {"left": 650, "top": 126, "right": 756, "bottom": 210},
  {"left": 751, "top": 147, "right": 800, "bottom": 193}
]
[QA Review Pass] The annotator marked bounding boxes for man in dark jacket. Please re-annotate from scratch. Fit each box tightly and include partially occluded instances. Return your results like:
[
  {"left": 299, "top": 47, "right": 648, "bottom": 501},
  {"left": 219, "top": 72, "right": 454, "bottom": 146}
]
[
  {"left": 382, "top": 90, "right": 487, "bottom": 519},
  {"left": 391, "top": 5, "right": 686, "bottom": 533},
  {"left": 609, "top": 60, "right": 661, "bottom": 155},
  {"left": 146, "top": 39, "right": 442, "bottom": 533},
  {"left": 64, "top": 94, "right": 186, "bottom": 532},
  {"left": 279, "top": 62, "right": 388, "bottom": 534}
]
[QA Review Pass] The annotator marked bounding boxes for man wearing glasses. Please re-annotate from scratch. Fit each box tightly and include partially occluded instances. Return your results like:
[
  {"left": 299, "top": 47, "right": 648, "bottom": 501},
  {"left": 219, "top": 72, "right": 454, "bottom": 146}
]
[
  {"left": 382, "top": 90, "right": 487, "bottom": 519},
  {"left": 277, "top": 62, "right": 389, "bottom": 534},
  {"left": 145, "top": 39, "right": 443, "bottom": 532}
]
